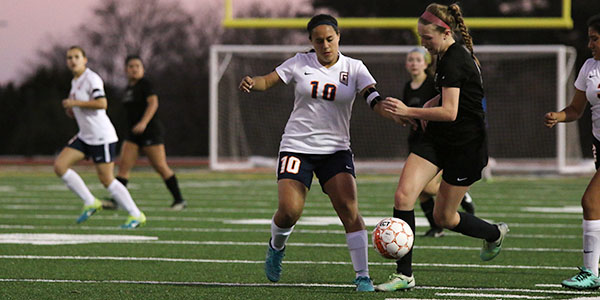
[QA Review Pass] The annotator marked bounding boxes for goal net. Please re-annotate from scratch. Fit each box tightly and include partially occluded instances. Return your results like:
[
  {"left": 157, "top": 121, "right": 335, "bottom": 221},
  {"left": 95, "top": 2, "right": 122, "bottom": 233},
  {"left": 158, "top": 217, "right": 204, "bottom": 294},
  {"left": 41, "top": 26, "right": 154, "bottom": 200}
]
[{"left": 210, "top": 45, "right": 591, "bottom": 174}]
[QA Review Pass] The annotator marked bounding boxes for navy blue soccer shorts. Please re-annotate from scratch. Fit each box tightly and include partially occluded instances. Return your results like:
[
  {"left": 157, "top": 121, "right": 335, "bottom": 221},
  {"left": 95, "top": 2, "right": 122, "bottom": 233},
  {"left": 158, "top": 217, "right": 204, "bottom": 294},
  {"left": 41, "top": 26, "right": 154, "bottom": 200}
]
[
  {"left": 67, "top": 136, "right": 117, "bottom": 164},
  {"left": 276, "top": 150, "right": 356, "bottom": 190}
]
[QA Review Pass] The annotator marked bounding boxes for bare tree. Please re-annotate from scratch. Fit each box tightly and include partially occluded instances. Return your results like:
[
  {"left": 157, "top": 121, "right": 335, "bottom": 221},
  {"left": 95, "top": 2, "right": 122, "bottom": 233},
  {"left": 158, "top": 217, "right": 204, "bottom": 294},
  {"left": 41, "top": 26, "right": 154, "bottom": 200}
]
[{"left": 79, "top": 0, "right": 194, "bottom": 85}]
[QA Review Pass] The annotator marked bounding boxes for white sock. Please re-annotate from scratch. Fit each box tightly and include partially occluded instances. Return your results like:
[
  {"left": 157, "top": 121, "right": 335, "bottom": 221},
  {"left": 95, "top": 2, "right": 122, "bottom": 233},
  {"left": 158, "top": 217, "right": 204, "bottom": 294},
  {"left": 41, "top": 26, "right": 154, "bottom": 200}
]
[
  {"left": 583, "top": 219, "right": 600, "bottom": 276},
  {"left": 270, "top": 218, "right": 294, "bottom": 251},
  {"left": 107, "top": 179, "right": 141, "bottom": 217},
  {"left": 61, "top": 169, "right": 95, "bottom": 205},
  {"left": 346, "top": 229, "right": 369, "bottom": 278}
]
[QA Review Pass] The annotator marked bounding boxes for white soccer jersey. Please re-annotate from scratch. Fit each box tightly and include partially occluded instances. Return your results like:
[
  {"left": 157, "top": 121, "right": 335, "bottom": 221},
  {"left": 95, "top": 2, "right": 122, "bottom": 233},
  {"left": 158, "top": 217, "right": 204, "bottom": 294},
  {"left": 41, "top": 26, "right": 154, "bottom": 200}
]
[
  {"left": 68, "top": 68, "right": 118, "bottom": 145},
  {"left": 575, "top": 58, "right": 600, "bottom": 141},
  {"left": 275, "top": 52, "right": 376, "bottom": 154}
]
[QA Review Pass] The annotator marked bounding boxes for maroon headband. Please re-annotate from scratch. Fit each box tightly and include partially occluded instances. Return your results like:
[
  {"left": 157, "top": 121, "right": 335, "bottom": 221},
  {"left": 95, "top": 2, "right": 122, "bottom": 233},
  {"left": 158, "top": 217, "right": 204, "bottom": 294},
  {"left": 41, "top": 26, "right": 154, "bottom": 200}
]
[{"left": 420, "top": 11, "right": 450, "bottom": 30}]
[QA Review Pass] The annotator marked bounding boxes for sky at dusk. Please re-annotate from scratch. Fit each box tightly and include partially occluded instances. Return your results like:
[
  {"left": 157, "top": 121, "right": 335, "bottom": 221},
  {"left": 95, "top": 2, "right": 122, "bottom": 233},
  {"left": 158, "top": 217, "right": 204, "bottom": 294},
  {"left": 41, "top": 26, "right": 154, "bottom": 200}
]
[
  {"left": 0, "top": 0, "right": 95, "bottom": 84},
  {"left": 0, "top": 0, "right": 204, "bottom": 85}
]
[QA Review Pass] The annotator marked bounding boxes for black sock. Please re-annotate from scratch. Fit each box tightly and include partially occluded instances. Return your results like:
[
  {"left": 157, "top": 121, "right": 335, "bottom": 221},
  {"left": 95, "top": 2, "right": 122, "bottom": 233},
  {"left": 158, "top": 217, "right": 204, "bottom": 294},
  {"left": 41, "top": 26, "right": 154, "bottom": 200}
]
[
  {"left": 116, "top": 176, "right": 128, "bottom": 187},
  {"left": 393, "top": 208, "right": 415, "bottom": 277},
  {"left": 450, "top": 212, "right": 500, "bottom": 242},
  {"left": 419, "top": 197, "right": 438, "bottom": 229},
  {"left": 164, "top": 174, "right": 184, "bottom": 202}
]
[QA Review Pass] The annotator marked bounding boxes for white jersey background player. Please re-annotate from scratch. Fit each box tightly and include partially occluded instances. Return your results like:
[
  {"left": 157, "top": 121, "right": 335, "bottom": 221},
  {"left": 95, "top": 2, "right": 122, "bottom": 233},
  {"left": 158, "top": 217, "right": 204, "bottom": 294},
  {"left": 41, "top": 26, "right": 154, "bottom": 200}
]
[
  {"left": 53, "top": 46, "right": 146, "bottom": 229},
  {"left": 238, "top": 14, "right": 410, "bottom": 292},
  {"left": 545, "top": 13, "right": 600, "bottom": 290}
]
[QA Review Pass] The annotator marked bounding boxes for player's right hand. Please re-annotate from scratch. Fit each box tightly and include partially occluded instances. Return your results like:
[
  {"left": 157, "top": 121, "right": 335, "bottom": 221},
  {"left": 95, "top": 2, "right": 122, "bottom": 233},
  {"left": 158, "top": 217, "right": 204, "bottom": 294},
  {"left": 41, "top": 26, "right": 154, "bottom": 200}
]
[
  {"left": 239, "top": 76, "right": 254, "bottom": 93},
  {"left": 544, "top": 112, "right": 559, "bottom": 128}
]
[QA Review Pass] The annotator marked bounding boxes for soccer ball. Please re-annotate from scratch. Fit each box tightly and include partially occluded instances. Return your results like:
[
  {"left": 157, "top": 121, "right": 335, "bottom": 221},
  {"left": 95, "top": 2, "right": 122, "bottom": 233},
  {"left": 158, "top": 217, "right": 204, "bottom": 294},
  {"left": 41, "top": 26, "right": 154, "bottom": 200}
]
[{"left": 372, "top": 217, "right": 414, "bottom": 259}]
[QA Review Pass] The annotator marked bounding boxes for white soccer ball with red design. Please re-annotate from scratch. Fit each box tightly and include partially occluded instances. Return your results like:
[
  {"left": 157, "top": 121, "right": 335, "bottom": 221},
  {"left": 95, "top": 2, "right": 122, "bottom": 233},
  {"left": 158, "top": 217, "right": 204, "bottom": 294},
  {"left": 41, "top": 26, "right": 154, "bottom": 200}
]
[{"left": 372, "top": 217, "right": 414, "bottom": 259}]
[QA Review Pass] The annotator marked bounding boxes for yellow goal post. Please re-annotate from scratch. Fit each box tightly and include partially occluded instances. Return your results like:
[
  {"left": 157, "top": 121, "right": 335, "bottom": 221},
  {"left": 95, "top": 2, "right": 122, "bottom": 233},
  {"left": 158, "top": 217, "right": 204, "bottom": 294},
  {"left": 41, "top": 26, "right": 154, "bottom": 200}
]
[{"left": 222, "top": 0, "right": 572, "bottom": 32}]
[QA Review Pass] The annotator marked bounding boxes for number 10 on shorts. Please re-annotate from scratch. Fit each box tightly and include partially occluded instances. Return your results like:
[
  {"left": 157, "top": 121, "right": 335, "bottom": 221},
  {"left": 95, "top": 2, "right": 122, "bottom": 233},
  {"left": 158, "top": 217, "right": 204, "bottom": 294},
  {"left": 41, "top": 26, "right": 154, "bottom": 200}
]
[{"left": 280, "top": 156, "right": 301, "bottom": 174}]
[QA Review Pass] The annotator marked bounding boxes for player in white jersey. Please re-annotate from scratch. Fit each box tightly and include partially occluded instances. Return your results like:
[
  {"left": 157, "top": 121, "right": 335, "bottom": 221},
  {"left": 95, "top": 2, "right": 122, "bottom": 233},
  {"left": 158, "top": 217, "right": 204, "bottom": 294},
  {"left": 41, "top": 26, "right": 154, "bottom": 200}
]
[
  {"left": 545, "top": 14, "right": 600, "bottom": 290},
  {"left": 53, "top": 46, "right": 146, "bottom": 229},
  {"left": 238, "top": 14, "right": 407, "bottom": 292}
]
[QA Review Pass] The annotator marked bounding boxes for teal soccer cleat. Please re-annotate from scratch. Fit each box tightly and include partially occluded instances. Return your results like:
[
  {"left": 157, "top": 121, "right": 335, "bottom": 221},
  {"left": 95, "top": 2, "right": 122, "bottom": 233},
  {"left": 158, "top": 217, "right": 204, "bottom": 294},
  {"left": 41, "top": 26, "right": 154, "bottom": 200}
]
[
  {"left": 374, "top": 273, "right": 415, "bottom": 292},
  {"left": 76, "top": 198, "right": 103, "bottom": 224},
  {"left": 480, "top": 222, "right": 509, "bottom": 261},
  {"left": 120, "top": 212, "right": 146, "bottom": 229},
  {"left": 562, "top": 267, "right": 600, "bottom": 290},
  {"left": 265, "top": 240, "right": 285, "bottom": 282},
  {"left": 353, "top": 276, "right": 374, "bottom": 292}
]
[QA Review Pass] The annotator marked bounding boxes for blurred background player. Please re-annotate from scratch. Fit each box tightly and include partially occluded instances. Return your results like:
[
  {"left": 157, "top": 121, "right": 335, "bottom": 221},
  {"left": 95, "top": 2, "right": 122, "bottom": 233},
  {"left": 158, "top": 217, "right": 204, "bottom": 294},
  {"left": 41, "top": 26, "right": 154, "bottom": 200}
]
[
  {"left": 545, "top": 13, "right": 600, "bottom": 290},
  {"left": 237, "top": 14, "right": 410, "bottom": 292},
  {"left": 53, "top": 46, "right": 146, "bottom": 229},
  {"left": 401, "top": 46, "right": 475, "bottom": 238},
  {"left": 104, "top": 55, "right": 186, "bottom": 211},
  {"left": 375, "top": 3, "right": 508, "bottom": 291}
]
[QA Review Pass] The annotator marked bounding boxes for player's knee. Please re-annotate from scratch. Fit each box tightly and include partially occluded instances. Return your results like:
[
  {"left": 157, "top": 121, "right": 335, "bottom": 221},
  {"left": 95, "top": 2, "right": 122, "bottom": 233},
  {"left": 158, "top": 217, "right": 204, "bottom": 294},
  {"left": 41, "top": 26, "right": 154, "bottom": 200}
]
[
  {"left": 53, "top": 162, "right": 66, "bottom": 177},
  {"left": 394, "top": 189, "right": 414, "bottom": 210},
  {"left": 98, "top": 175, "right": 114, "bottom": 188},
  {"left": 581, "top": 194, "right": 600, "bottom": 213},
  {"left": 275, "top": 209, "right": 301, "bottom": 227}
]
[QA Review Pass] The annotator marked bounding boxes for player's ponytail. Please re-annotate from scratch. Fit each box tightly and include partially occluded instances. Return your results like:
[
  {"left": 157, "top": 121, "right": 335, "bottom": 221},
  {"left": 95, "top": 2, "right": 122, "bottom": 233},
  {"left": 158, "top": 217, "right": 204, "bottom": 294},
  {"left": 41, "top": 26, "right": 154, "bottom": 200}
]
[{"left": 448, "top": 3, "right": 480, "bottom": 66}]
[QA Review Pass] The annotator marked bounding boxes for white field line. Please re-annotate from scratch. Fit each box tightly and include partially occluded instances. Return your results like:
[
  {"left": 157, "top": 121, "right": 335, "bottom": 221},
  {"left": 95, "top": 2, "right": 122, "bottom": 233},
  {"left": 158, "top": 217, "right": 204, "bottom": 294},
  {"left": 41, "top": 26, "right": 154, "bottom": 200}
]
[
  {"left": 435, "top": 292, "right": 548, "bottom": 299},
  {"left": 142, "top": 240, "right": 581, "bottom": 253},
  {"left": 0, "top": 224, "right": 582, "bottom": 239},
  {"left": 0, "top": 205, "right": 582, "bottom": 221},
  {"left": 385, "top": 299, "right": 443, "bottom": 300},
  {"left": 0, "top": 278, "right": 593, "bottom": 295},
  {"left": 535, "top": 284, "right": 562, "bottom": 288},
  {"left": 0, "top": 255, "right": 579, "bottom": 271},
  {"left": 0, "top": 214, "right": 229, "bottom": 223},
  {"left": 0, "top": 196, "right": 581, "bottom": 210},
  {"left": 421, "top": 285, "right": 592, "bottom": 295},
  {"left": 0, "top": 214, "right": 582, "bottom": 229},
  {"left": 0, "top": 235, "right": 580, "bottom": 253}
]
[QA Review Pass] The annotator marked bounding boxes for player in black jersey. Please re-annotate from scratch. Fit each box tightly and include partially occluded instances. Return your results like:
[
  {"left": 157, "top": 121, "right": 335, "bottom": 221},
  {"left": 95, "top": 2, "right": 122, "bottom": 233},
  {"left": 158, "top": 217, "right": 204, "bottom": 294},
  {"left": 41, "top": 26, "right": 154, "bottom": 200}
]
[
  {"left": 108, "top": 55, "right": 186, "bottom": 210},
  {"left": 375, "top": 3, "right": 508, "bottom": 291},
  {"left": 402, "top": 47, "right": 475, "bottom": 238}
]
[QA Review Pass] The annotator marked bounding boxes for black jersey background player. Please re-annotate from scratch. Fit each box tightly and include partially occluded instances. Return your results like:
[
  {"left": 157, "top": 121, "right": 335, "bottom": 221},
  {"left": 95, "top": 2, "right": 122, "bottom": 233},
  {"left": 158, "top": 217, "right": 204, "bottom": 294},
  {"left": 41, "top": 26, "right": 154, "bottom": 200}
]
[{"left": 105, "top": 55, "right": 186, "bottom": 210}]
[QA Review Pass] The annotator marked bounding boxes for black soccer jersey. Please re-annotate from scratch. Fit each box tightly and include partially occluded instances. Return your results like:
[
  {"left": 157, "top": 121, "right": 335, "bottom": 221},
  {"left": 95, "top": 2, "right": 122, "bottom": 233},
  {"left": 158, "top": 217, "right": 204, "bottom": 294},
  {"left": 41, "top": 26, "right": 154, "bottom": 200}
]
[
  {"left": 427, "top": 43, "right": 485, "bottom": 146},
  {"left": 402, "top": 75, "right": 438, "bottom": 134},
  {"left": 122, "top": 77, "right": 161, "bottom": 130}
]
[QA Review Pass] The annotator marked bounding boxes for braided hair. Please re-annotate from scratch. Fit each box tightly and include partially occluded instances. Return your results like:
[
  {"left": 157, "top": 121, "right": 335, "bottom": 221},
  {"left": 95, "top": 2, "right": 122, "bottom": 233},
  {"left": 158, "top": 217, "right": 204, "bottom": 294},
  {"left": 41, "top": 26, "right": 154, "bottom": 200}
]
[{"left": 420, "top": 3, "right": 480, "bottom": 66}]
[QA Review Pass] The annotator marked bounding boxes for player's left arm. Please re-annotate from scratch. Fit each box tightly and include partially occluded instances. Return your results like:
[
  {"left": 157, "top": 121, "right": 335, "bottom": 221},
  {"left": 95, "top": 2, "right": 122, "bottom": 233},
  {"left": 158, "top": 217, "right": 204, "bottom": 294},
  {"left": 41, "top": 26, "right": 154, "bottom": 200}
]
[
  {"left": 62, "top": 96, "right": 107, "bottom": 110},
  {"left": 382, "top": 87, "right": 459, "bottom": 122},
  {"left": 132, "top": 95, "right": 159, "bottom": 134},
  {"left": 361, "top": 85, "right": 415, "bottom": 128}
]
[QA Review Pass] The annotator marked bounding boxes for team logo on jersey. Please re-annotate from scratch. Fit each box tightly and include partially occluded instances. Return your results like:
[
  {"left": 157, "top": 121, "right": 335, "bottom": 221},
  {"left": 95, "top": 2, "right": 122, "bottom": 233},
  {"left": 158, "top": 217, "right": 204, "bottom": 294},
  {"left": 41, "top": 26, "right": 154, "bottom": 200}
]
[{"left": 339, "top": 71, "right": 348, "bottom": 86}]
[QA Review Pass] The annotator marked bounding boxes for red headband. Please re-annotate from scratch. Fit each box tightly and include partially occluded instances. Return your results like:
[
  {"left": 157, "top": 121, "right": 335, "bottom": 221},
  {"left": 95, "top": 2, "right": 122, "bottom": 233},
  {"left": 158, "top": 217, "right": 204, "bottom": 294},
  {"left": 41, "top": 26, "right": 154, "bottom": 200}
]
[{"left": 420, "top": 11, "right": 450, "bottom": 30}]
